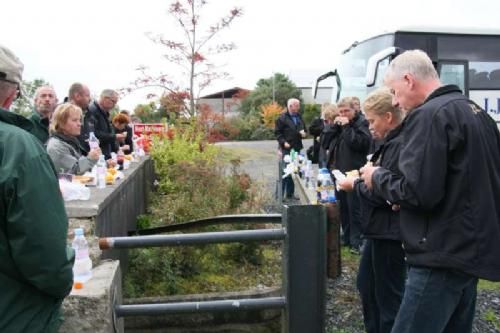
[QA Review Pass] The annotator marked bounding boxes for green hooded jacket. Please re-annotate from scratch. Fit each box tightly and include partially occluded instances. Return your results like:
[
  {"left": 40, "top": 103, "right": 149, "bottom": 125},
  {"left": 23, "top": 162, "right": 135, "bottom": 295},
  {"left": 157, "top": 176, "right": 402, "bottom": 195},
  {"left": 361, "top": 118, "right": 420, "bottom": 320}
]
[
  {"left": 0, "top": 108, "right": 75, "bottom": 333},
  {"left": 28, "top": 110, "right": 50, "bottom": 144}
]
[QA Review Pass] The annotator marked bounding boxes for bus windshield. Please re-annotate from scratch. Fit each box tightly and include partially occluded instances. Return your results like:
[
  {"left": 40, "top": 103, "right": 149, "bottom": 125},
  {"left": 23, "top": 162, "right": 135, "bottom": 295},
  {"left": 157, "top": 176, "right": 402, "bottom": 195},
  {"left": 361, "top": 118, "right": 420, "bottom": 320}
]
[{"left": 337, "top": 34, "right": 394, "bottom": 101}]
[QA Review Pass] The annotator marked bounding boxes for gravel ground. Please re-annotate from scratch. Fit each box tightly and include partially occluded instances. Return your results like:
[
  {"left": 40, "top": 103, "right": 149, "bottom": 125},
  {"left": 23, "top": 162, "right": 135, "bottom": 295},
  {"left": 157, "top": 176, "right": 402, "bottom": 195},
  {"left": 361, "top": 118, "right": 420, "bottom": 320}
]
[{"left": 325, "top": 254, "right": 500, "bottom": 333}]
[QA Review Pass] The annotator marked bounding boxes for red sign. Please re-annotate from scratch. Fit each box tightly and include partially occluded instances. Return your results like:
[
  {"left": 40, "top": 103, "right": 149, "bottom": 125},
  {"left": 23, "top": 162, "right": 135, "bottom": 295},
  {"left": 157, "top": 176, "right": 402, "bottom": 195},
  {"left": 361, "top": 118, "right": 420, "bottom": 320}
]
[{"left": 133, "top": 123, "right": 167, "bottom": 137}]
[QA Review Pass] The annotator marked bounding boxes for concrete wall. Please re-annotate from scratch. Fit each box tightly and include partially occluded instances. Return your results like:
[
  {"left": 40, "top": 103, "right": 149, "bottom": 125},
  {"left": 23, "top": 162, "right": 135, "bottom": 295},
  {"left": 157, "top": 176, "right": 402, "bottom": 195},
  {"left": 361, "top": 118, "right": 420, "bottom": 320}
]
[{"left": 61, "top": 156, "right": 155, "bottom": 333}]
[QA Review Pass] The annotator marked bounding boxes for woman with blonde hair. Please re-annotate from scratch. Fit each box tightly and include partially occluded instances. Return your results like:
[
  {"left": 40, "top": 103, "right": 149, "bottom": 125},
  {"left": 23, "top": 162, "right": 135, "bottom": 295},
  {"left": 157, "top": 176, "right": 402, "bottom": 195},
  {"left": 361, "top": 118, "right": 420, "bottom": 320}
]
[
  {"left": 46, "top": 103, "right": 101, "bottom": 175},
  {"left": 338, "top": 88, "right": 406, "bottom": 333}
]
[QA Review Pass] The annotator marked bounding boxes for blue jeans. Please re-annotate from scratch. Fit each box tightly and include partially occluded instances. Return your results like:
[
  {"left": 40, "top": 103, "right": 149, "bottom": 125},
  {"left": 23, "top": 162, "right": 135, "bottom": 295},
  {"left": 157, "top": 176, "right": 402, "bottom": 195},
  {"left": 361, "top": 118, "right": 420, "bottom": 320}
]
[
  {"left": 357, "top": 239, "right": 407, "bottom": 333},
  {"left": 391, "top": 266, "right": 478, "bottom": 333}
]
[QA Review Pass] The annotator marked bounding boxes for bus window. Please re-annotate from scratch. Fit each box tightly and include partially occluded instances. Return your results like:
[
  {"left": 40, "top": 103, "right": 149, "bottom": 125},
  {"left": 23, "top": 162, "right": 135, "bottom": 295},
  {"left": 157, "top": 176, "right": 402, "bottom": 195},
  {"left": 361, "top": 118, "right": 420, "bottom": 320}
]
[
  {"left": 469, "top": 62, "right": 500, "bottom": 89},
  {"left": 439, "top": 62, "right": 466, "bottom": 93}
]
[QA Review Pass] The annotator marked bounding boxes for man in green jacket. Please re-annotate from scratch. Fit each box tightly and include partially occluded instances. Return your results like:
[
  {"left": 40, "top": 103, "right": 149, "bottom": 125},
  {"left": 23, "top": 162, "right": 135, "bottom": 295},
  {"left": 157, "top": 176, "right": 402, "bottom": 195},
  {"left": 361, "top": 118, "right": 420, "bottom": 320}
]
[
  {"left": 28, "top": 85, "right": 58, "bottom": 143},
  {"left": 0, "top": 45, "right": 74, "bottom": 332}
]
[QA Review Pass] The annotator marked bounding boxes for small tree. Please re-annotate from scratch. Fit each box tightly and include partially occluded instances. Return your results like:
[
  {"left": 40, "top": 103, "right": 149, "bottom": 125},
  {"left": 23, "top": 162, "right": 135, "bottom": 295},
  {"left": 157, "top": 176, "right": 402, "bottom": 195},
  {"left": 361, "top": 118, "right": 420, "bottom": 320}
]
[
  {"left": 122, "top": 0, "right": 242, "bottom": 117},
  {"left": 240, "top": 73, "right": 302, "bottom": 117}
]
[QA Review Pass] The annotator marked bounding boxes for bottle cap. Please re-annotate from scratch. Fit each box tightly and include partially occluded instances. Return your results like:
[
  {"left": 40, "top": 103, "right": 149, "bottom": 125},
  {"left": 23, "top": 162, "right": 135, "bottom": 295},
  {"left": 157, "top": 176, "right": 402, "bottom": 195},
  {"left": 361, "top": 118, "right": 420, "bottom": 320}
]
[
  {"left": 73, "top": 282, "right": 83, "bottom": 289},
  {"left": 74, "top": 228, "right": 84, "bottom": 236}
]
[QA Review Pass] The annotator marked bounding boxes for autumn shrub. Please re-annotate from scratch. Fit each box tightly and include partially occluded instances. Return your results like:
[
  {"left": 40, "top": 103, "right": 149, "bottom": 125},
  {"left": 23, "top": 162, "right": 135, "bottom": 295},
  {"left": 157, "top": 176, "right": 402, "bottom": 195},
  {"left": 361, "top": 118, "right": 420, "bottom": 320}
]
[{"left": 261, "top": 101, "right": 284, "bottom": 128}]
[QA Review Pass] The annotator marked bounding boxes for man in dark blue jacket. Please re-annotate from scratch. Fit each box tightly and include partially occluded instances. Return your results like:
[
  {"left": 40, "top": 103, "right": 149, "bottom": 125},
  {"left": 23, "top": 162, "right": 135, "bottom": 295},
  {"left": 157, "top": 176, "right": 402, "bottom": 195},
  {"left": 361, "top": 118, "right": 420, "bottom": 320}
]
[
  {"left": 274, "top": 98, "right": 306, "bottom": 200},
  {"left": 361, "top": 49, "right": 500, "bottom": 333}
]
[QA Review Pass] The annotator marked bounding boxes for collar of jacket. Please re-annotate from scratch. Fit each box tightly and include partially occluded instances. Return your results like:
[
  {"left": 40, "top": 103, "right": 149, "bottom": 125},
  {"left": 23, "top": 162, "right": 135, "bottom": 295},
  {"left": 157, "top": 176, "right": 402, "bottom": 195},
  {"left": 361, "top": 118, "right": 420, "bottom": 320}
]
[
  {"left": 370, "top": 124, "right": 403, "bottom": 164},
  {"left": 31, "top": 109, "right": 50, "bottom": 127},
  {"left": 425, "top": 84, "right": 462, "bottom": 102},
  {"left": 0, "top": 107, "right": 34, "bottom": 131},
  {"left": 384, "top": 123, "right": 403, "bottom": 142},
  {"left": 51, "top": 132, "right": 87, "bottom": 154},
  {"left": 402, "top": 84, "right": 462, "bottom": 123},
  {"left": 90, "top": 101, "right": 109, "bottom": 118}
]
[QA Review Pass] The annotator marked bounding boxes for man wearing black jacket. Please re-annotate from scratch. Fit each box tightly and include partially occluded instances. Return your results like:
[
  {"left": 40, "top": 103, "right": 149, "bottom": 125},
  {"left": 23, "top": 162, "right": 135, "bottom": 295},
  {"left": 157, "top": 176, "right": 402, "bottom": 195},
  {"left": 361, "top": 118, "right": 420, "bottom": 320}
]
[
  {"left": 325, "top": 97, "right": 371, "bottom": 252},
  {"left": 361, "top": 50, "right": 500, "bottom": 333},
  {"left": 85, "top": 89, "right": 126, "bottom": 159},
  {"left": 274, "top": 98, "right": 306, "bottom": 200},
  {"left": 68, "top": 82, "right": 92, "bottom": 152}
]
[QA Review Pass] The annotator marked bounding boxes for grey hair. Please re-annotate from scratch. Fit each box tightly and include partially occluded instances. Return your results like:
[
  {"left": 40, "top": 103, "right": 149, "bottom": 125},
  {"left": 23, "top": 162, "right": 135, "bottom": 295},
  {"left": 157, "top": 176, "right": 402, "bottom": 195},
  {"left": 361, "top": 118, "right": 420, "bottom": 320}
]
[
  {"left": 287, "top": 98, "right": 300, "bottom": 109},
  {"left": 34, "top": 85, "right": 56, "bottom": 100},
  {"left": 384, "top": 49, "right": 439, "bottom": 83},
  {"left": 100, "top": 89, "right": 118, "bottom": 98}
]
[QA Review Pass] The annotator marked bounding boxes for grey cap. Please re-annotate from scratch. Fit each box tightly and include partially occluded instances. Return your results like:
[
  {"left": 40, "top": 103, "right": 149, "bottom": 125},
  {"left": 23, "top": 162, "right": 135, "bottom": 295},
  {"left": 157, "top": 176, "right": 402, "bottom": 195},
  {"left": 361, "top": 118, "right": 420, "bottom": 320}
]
[{"left": 0, "top": 45, "right": 24, "bottom": 84}]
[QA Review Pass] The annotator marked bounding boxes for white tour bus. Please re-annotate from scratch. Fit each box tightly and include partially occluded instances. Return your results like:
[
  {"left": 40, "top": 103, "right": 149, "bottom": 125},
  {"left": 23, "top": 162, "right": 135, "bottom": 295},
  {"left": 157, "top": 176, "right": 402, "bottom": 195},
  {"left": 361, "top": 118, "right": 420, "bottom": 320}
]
[{"left": 313, "top": 26, "right": 500, "bottom": 124}]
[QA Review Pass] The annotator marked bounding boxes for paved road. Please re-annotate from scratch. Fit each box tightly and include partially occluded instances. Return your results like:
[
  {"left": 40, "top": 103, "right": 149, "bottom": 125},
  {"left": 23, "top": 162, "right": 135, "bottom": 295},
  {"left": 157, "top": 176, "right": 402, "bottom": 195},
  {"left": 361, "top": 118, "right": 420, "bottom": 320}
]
[{"left": 216, "top": 139, "right": 313, "bottom": 206}]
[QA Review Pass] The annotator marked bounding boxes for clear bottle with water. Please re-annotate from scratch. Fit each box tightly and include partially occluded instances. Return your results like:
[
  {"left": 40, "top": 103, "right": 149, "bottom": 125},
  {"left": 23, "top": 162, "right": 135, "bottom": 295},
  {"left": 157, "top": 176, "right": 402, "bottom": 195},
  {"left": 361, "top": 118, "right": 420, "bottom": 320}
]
[
  {"left": 88, "top": 132, "right": 99, "bottom": 150},
  {"left": 96, "top": 155, "right": 106, "bottom": 189},
  {"left": 318, "top": 168, "right": 336, "bottom": 203},
  {"left": 72, "top": 228, "right": 92, "bottom": 287}
]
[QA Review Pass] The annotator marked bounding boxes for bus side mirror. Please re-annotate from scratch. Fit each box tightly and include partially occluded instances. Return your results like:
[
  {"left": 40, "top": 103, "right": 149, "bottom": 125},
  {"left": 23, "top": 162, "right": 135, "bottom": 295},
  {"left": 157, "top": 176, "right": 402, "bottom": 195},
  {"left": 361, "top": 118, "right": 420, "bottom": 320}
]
[
  {"left": 366, "top": 47, "right": 398, "bottom": 87},
  {"left": 313, "top": 70, "right": 337, "bottom": 99}
]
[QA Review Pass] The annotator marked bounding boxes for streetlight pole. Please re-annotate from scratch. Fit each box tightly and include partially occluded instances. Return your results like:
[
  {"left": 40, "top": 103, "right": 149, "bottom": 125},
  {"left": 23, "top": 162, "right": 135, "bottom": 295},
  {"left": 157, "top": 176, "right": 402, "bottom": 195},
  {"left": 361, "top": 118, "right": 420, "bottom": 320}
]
[{"left": 272, "top": 73, "right": 275, "bottom": 103}]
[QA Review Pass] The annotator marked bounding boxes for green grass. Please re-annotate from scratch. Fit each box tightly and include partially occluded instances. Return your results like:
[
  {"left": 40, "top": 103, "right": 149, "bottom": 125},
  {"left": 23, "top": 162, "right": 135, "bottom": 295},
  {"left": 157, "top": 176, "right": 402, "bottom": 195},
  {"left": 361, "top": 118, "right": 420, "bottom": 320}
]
[
  {"left": 478, "top": 279, "right": 500, "bottom": 291},
  {"left": 483, "top": 309, "right": 500, "bottom": 330},
  {"left": 218, "top": 146, "right": 271, "bottom": 162}
]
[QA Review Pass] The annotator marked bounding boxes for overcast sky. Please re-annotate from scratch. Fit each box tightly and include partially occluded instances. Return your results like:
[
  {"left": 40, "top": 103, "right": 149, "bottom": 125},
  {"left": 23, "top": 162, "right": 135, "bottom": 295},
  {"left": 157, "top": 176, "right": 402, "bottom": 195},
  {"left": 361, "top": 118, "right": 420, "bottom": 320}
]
[{"left": 1, "top": 0, "right": 497, "bottom": 110}]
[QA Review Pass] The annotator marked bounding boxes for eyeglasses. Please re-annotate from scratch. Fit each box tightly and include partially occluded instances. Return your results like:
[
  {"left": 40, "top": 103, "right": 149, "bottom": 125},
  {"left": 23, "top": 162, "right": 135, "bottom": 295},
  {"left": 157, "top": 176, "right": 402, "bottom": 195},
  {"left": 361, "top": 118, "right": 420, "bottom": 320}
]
[{"left": 105, "top": 96, "right": 118, "bottom": 104}]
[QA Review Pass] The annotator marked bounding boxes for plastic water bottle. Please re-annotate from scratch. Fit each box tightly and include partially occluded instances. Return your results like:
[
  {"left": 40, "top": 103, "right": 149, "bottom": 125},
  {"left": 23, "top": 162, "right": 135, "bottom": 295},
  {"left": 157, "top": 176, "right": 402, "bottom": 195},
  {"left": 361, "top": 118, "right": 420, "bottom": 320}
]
[
  {"left": 304, "top": 160, "right": 312, "bottom": 187},
  {"left": 318, "top": 168, "right": 336, "bottom": 203},
  {"left": 72, "top": 228, "right": 92, "bottom": 288},
  {"left": 88, "top": 132, "right": 99, "bottom": 150},
  {"left": 96, "top": 155, "right": 106, "bottom": 189}
]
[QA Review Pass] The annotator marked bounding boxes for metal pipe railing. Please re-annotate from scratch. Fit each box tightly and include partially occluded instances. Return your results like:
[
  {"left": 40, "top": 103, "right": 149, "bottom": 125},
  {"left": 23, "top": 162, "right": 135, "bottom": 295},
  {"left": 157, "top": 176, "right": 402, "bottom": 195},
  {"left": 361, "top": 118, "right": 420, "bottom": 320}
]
[
  {"left": 131, "top": 213, "right": 282, "bottom": 236},
  {"left": 115, "top": 297, "right": 286, "bottom": 317},
  {"left": 100, "top": 228, "right": 286, "bottom": 250}
]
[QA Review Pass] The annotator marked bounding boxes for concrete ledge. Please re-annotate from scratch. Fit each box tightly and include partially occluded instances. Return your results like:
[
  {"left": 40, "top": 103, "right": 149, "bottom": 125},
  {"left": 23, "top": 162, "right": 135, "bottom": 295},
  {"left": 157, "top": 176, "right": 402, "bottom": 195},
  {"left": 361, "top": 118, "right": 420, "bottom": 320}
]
[
  {"left": 60, "top": 260, "right": 124, "bottom": 333},
  {"left": 124, "top": 287, "right": 282, "bottom": 332},
  {"left": 64, "top": 157, "right": 151, "bottom": 219}
]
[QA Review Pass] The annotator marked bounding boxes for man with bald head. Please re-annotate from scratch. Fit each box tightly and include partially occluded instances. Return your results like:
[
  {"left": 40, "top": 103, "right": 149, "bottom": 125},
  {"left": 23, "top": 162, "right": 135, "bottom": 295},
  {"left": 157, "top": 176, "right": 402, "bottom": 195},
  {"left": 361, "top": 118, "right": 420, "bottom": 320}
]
[
  {"left": 28, "top": 85, "right": 58, "bottom": 143},
  {"left": 68, "top": 82, "right": 91, "bottom": 110},
  {"left": 68, "top": 82, "right": 92, "bottom": 151}
]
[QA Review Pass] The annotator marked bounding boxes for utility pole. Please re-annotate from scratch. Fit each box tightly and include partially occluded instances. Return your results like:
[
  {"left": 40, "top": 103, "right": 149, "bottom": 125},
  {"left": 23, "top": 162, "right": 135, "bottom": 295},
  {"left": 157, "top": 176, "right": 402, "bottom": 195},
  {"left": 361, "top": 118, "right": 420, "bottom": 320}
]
[{"left": 272, "top": 73, "right": 275, "bottom": 103}]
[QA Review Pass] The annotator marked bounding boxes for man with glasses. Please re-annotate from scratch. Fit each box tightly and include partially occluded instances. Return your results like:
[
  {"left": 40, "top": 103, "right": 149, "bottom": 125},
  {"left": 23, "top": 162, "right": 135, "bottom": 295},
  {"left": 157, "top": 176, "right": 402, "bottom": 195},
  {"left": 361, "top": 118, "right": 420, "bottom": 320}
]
[
  {"left": 86, "top": 89, "right": 126, "bottom": 159},
  {"left": 0, "top": 44, "right": 74, "bottom": 332}
]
